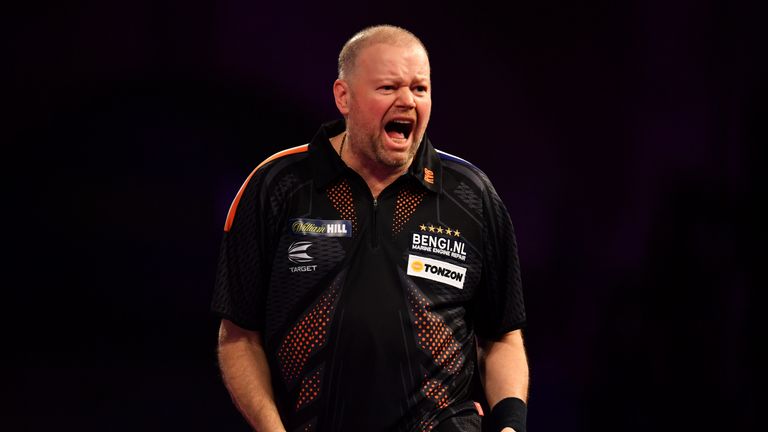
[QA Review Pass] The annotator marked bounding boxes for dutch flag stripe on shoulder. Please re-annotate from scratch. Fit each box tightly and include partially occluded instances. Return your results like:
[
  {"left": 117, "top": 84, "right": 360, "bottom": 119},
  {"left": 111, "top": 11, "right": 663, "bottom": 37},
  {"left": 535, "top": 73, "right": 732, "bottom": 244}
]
[{"left": 436, "top": 149, "right": 476, "bottom": 168}]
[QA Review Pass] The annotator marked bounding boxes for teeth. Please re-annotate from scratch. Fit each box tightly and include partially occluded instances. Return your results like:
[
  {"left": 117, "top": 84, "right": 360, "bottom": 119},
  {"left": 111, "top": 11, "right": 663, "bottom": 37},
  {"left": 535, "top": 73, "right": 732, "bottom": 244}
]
[{"left": 385, "top": 119, "right": 414, "bottom": 141}]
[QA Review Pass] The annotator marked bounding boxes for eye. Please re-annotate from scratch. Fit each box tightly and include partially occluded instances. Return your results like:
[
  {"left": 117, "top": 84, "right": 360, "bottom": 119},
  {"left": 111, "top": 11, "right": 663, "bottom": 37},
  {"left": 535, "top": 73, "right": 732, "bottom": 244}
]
[
  {"left": 379, "top": 85, "right": 396, "bottom": 92},
  {"left": 414, "top": 85, "right": 429, "bottom": 93}
]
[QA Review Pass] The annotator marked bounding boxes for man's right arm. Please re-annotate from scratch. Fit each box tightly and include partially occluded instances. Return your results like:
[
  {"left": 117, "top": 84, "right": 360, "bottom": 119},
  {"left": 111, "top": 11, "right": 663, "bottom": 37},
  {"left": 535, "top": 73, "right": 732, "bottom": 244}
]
[{"left": 217, "top": 319, "right": 286, "bottom": 431}]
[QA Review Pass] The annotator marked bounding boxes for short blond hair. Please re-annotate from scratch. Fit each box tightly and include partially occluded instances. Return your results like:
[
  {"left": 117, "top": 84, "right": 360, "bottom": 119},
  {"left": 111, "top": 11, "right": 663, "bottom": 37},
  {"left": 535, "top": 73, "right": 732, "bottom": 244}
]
[{"left": 338, "top": 25, "right": 428, "bottom": 80}]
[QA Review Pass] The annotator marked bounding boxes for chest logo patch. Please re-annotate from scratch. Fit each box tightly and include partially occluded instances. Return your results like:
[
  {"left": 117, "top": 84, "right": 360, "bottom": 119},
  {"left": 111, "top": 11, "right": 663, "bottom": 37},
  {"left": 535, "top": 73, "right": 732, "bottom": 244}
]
[
  {"left": 290, "top": 218, "right": 352, "bottom": 237},
  {"left": 407, "top": 254, "right": 467, "bottom": 289},
  {"left": 288, "top": 241, "right": 317, "bottom": 273},
  {"left": 411, "top": 232, "right": 467, "bottom": 261},
  {"left": 288, "top": 241, "right": 313, "bottom": 263}
]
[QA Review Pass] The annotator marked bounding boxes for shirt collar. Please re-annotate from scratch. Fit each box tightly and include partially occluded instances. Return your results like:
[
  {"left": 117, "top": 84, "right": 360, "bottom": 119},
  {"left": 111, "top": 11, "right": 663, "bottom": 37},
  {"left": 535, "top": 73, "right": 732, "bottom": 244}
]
[{"left": 310, "top": 119, "right": 442, "bottom": 194}]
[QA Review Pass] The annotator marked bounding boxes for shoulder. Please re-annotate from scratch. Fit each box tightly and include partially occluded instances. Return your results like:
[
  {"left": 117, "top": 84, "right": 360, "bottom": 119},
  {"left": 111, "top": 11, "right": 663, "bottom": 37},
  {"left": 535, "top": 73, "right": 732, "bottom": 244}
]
[
  {"left": 435, "top": 148, "right": 495, "bottom": 193},
  {"left": 239, "top": 144, "right": 312, "bottom": 194},
  {"left": 250, "top": 144, "right": 311, "bottom": 183},
  {"left": 224, "top": 144, "right": 311, "bottom": 232}
]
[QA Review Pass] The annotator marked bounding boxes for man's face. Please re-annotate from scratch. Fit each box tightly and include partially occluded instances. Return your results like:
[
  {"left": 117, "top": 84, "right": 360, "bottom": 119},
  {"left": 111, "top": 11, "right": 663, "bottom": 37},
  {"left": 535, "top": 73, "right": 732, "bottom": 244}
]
[{"left": 341, "top": 43, "right": 432, "bottom": 170}]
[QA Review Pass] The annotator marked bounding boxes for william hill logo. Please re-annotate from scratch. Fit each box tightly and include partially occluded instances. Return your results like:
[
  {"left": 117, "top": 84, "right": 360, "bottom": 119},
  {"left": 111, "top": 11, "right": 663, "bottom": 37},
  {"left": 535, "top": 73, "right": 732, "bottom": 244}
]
[
  {"left": 290, "top": 218, "right": 352, "bottom": 237},
  {"left": 407, "top": 254, "right": 467, "bottom": 289}
]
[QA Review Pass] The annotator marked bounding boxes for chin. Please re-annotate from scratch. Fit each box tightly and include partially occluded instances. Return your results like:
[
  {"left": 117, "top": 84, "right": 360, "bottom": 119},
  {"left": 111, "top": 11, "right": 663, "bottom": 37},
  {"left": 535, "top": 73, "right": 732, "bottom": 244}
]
[
  {"left": 376, "top": 153, "right": 410, "bottom": 168},
  {"left": 377, "top": 145, "right": 418, "bottom": 168},
  {"left": 369, "top": 132, "right": 422, "bottom": 169}
]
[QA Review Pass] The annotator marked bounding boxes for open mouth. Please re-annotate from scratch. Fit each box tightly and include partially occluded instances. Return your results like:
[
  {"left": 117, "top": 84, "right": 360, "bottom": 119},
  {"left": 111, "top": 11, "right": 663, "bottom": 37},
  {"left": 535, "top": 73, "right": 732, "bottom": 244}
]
[{"left": 384, "top": 119, "right": 414, "bottom": 141}]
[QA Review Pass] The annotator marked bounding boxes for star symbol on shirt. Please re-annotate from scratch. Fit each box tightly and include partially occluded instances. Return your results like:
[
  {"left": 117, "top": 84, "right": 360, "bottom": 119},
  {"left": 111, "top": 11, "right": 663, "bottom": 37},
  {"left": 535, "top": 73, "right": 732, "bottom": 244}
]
[
  {"left": 453, "top": 229, "right": 461, "bottom": 237},
  {"left": 419, "top": 224, "right": 427, "bottom": 231},
  {"left": 445, "top": 228, "right": 453, "bottom": 236},
  {"left": 428, "top": 225, "right": 436, "bottom": 232},
  {"left": 436, "top": 226, "right": 444, "bottom": 234}
]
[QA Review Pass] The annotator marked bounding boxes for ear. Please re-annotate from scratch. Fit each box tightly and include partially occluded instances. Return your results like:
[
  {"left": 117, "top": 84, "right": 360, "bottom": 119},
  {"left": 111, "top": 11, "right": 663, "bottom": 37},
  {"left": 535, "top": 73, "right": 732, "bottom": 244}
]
[{"left": 333, "top": 79, "right": 350, "bottom": 116}]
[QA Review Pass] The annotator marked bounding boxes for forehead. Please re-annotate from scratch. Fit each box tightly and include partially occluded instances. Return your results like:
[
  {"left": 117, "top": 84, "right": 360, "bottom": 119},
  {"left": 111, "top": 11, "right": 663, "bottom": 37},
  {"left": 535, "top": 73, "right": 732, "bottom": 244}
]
[{"left": 355, "top": 43, "right": 431, "bottom": 80}]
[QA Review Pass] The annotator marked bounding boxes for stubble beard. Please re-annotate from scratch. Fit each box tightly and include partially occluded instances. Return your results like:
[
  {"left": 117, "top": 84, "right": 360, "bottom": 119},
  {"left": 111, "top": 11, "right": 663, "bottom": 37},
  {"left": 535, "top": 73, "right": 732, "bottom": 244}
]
[{"left": 347, "top": 127, "right": 422, "bottom": 170}]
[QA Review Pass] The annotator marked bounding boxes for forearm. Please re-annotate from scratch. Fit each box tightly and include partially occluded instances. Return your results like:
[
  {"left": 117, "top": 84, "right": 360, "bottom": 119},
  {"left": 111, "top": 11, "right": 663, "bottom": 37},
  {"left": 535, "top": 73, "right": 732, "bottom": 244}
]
[
  {"left": 218, "top": 320, "right": 285, "bottom": 431},
  {"left": 479, "top": 329, "right": 529, "bottom": 408}
]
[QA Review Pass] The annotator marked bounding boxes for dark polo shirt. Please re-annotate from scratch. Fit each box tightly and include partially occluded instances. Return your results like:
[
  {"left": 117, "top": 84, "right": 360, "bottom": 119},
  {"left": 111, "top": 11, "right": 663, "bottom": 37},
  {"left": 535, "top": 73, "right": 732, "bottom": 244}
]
[{"left": 212, "top": 119, "right": 526, "bottom": 431}]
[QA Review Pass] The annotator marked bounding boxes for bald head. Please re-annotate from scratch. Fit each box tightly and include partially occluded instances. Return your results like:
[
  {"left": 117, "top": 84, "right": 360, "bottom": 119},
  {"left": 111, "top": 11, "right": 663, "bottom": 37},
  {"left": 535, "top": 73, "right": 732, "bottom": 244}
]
[{"left": 338, "top": 25, "right": 429, "bottom": 81}]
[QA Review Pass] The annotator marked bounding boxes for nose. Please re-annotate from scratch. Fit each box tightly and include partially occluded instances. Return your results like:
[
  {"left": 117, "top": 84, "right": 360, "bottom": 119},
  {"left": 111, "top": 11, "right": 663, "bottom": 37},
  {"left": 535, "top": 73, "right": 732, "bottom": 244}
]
[{"left": 395, "top": 87, "right": 416, "bottom": 109}]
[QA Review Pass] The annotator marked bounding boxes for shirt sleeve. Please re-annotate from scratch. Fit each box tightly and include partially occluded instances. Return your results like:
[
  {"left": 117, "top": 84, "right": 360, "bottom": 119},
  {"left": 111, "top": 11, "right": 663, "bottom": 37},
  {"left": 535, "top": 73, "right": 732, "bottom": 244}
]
[
  {"left": 211, "top": 172, "right": 273, "bottom": 331},
  {"left": 473, "top": 174, "right": 526, "bottom": 339}
]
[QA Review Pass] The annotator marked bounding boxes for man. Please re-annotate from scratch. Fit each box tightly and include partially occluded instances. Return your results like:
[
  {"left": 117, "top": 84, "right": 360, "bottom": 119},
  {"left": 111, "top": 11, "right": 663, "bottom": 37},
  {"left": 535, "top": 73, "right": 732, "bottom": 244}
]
[{"left": 212, "top": 25, "right": 528, "bottom": 432}]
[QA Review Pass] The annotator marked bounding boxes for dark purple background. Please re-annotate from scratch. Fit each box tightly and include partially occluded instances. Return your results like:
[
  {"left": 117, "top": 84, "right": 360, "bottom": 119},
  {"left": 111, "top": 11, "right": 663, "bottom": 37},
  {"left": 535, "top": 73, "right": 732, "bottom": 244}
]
[{"left": 9, "top": 0, "right": 763, "bottom": 430}]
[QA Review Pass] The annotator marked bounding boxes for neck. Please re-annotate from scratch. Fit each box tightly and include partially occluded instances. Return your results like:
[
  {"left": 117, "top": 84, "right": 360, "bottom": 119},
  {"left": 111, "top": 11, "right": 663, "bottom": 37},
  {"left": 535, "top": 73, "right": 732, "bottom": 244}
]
[
  {"left": 354, "top": 161, "right": 407, "bottom": 199},
  {"left": 347, "top": 149, "right": 410, "bottom": 199},
  {"left": 330, "top": 131, "right": 412, "bottom": 199}
]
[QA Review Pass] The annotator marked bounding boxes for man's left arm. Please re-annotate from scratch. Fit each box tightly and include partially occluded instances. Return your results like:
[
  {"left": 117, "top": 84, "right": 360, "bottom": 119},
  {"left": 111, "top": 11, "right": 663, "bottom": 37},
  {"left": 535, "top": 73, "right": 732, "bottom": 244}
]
[{"left": 479, "top": 329, "right": 529, "bottom": 432}]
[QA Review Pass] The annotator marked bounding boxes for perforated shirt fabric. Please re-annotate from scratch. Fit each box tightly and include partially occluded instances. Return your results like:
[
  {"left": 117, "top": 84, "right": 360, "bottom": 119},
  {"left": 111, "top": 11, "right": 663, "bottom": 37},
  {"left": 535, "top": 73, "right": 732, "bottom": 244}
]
[{"left": 212, "top": 119, "right": 526, "bottom": 432}]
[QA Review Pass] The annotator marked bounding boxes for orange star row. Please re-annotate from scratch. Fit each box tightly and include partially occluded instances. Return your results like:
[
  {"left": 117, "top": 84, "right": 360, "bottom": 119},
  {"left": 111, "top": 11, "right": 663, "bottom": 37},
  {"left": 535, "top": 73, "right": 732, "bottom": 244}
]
[{"left": 418, "top": 224, "right": 461, "bottom": 237}]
